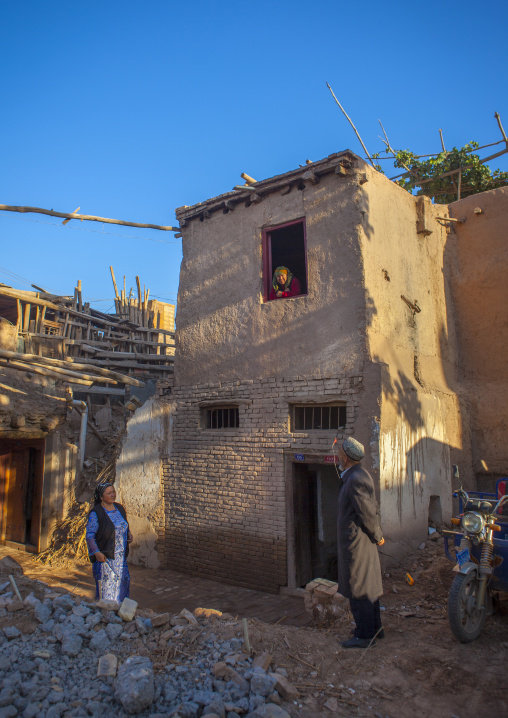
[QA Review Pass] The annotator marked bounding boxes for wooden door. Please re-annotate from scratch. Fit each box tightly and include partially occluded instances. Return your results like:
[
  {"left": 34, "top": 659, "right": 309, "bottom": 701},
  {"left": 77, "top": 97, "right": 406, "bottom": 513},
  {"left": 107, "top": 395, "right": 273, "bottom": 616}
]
[
  {"left": 0, "top": 440, "right": 44, "bottom": 547},
  {"left": 293, "top": 463, "right": 318, "bottom": 588}
]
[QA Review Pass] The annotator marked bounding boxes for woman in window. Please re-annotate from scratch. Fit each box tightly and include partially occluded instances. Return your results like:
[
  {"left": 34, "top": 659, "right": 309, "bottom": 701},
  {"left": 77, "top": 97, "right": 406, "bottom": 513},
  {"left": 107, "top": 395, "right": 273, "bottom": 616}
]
[{"left": 269, "top": 266, "right": 301, "bottom": 300}]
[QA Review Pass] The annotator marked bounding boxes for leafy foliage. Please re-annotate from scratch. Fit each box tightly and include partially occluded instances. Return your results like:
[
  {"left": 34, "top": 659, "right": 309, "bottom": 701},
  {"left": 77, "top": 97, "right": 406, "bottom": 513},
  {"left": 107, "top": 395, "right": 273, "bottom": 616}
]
[{"left": 373, "top": 141, "right": 508, "bottom": 203}]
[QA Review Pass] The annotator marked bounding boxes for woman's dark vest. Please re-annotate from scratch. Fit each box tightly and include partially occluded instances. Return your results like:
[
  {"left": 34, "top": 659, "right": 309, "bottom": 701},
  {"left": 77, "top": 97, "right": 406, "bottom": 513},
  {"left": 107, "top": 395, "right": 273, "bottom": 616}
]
[{"left": 88, "top": 503, "right": 129, "bottom": 563}]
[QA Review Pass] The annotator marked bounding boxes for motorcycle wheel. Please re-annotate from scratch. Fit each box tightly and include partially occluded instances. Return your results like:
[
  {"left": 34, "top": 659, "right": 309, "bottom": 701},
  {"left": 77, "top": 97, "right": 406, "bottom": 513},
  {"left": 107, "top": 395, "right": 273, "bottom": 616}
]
[{"left": 448, "top": 572, "right": 486, "bottom": 643}]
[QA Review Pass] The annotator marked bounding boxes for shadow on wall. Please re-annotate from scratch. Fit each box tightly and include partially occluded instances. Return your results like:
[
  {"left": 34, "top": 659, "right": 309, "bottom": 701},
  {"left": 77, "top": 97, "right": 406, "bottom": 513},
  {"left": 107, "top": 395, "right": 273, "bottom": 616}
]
[
  {"left": 383, "top": 367, "right": 425, "bottom": 434},
  {"left": 381, "top": 435, "right": 453, "bottom": 558}
]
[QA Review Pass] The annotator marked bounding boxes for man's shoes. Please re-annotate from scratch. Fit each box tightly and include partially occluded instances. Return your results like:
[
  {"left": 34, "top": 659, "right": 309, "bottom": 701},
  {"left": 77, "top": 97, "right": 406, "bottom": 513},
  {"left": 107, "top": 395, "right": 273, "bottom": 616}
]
[
  {"left": 349, "top": 628, "right": 384, "bottom": 639},
  {"left": 341, "top": 636, "right": 376, "bottom": 649}
]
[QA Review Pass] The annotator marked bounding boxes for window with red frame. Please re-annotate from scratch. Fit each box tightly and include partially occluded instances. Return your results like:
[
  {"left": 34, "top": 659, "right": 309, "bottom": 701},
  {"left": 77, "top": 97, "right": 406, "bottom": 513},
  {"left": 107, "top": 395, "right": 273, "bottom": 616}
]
[{"left": 262, "top": 219, "right": 307, "bottom": 301}]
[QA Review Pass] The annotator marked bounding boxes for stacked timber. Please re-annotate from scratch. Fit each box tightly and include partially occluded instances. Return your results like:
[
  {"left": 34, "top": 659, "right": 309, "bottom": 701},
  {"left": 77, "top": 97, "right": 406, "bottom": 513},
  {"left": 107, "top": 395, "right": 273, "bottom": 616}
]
[{"left": 0, "top": 272, "right": 175, "bottom": 381}]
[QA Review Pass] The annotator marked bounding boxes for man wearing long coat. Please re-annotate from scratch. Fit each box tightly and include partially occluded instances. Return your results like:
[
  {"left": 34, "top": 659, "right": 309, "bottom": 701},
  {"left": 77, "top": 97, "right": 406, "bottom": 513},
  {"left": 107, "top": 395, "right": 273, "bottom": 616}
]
[{"left": 337, "top": 437, "right": 384, "bottom": 648}]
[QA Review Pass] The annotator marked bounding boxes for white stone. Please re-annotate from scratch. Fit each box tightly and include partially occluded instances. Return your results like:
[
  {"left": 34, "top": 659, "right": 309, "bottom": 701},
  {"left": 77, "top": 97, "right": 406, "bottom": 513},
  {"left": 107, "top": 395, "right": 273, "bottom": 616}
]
[{"left": 118, "top": 597, "right": 138, "bottom": 621}]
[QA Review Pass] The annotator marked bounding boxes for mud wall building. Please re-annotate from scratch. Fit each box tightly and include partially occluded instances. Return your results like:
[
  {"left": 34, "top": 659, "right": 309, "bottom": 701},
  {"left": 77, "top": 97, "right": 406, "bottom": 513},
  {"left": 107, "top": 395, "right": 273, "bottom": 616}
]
[{"left": 159, "top": 151, "right": 476, "bottom": 592}]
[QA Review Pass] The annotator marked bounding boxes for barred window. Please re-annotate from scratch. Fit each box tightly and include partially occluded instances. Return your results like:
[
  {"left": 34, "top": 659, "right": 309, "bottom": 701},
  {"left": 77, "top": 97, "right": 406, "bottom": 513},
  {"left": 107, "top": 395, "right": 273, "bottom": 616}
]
[
  {"left": 206, "top": 406, "right": 239, "bottom": 429},
  {"left": 293, "top": 404, "right": 346, "bottom": 431}
]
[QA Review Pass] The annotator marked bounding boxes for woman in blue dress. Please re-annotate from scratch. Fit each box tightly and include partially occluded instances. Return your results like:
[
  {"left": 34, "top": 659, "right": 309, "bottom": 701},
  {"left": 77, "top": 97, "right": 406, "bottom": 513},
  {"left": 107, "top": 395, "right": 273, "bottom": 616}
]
[{"left": 86, "top": 483, "right": 133, "bottom": 602}]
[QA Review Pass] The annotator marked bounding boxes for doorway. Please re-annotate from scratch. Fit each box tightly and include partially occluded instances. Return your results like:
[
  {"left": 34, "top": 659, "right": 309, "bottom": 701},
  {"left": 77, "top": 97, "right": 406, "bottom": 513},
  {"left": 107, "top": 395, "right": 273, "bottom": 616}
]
[
  {"left": 0, "top": 439, "right": 45, "bottom": 549},
  {"left": 292, "top": 463, "right": 340, "bottom": 587}
]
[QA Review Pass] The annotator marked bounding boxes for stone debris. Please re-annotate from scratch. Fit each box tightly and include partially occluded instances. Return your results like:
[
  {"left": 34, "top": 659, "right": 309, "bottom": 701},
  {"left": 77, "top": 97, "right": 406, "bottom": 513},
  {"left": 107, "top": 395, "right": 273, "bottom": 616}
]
[
  {"left": 179, "top": 607, "right": 199, "bottom": 625},
  {"left": 269, "top": 673, "right": 299, "bottom": 701},
  {"left": 0, "top": 570, "right": 309, "bottom": 718},
  {"left": 118, "top": 597, "right": 138, "bottom": 621},
  {"left": 98, "top": 653, "right": 118, "bottom": 677},
  {"left": 115, "top": 655, "right": 154, "bottom": 713},
  {"left": 304, "top": 578, "right": 347, "bottom": 623},
  {"left": 150, "top": 612, "right": 170, "bottom": 628},
  {"left": 253, "top": 652, "right": 273, "bottom": 671},
  {"left": 96, "top": 598, "right": 121, "bottom": 611}
]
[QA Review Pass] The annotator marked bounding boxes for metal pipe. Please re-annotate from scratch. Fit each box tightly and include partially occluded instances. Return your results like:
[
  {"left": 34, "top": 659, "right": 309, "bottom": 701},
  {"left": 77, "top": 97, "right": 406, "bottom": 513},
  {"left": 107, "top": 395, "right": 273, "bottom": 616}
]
[{"left": 72, "top": 400, "right": 88, "bottom": 472}]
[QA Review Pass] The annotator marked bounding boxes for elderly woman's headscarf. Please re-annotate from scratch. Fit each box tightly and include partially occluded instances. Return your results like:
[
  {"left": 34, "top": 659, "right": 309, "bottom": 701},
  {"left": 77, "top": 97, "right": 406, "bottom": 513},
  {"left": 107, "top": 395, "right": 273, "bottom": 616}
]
[
  {"left": 272, "top": 266, "right": 293, "bottom": 292},
  {"left": 94, "top": 482, "right": 114, "bottom": 505}
]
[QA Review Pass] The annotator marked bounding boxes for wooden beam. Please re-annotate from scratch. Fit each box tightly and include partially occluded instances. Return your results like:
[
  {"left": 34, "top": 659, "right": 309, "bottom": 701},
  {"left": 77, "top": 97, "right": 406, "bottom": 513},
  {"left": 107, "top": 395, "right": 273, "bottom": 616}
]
[
  {"left": 67, "top": 384, "right": 125, "bottom": 395},
  {"left": 0, "top": 287, "right": 60, "bottom": 310},
  {"left": 0, "top": 204, "right": 180, "bottom": 231},
  {"left": 0, "top": 348, "right": 145, "bottom": 387},
  {"left": 0, "top": 358, "right": 93, "bottom": 385}
]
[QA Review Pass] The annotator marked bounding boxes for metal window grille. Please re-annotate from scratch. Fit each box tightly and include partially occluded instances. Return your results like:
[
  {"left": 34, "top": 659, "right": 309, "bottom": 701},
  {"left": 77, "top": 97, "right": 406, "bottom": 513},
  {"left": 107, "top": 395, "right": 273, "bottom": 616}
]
[
  {"left": 206, "top": 407, "right": 239, "bottom": 429},
  {"left": 293, "top": 404, "right": 346, "bottom": 431}
]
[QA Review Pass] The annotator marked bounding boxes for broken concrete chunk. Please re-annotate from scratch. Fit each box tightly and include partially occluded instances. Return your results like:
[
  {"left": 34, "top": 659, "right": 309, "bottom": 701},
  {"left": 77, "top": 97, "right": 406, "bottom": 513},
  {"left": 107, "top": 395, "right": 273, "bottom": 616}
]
[
  {"left": 224, "top": 667, "right": 249, "bottom": 691},
  {"left": 253, "top": 652, "right": 273, "bottom": 671},
  {"left": 7, "top": 601, "right": 24, "bottom": 612},
  {"left": 3, "top": 626, "right": 21, "bottom": 639},
  {"left": 96, "top": 599, "right": 120, "bottom": 612},
  {"left": 118, "top": 597, "right": 138, "bottom": 622},
  {"left": 114, "top": 655, "right": 154, "bottom": 713},
  {"left": 97, "top": 653, "right": 118, "bottom": 678},
  {"left": 269, "top": 673, "right": 299, "bottom": 701},
  {"left": 150, "top": 612, "right": 170, "bottom": 628},
  {"left": 179, "top": 608, "right": 199, "bottom": 625},
  {"left": 169, "top": 616, "right": 188, "bottom": 627},
  {"left": 212, "top": 662, "right": 228, "bottom": 679}
]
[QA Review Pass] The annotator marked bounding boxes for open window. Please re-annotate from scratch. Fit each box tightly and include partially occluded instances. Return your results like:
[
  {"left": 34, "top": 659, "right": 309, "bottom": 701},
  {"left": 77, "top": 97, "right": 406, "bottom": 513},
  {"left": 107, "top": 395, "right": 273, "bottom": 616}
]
[{"left": 262, "top": 218, "right": 307, "bottom": 301}]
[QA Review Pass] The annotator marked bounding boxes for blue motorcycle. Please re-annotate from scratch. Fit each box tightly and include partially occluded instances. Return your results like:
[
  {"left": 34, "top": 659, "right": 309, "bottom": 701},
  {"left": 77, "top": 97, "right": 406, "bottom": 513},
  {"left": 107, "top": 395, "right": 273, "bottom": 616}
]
[{"left": 443, "top": 466, "right": 508, "bottom": 642}]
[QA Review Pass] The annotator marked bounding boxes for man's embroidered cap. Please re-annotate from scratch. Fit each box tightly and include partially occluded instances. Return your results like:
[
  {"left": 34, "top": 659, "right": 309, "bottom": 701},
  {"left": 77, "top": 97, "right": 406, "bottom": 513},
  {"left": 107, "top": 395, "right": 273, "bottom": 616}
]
[{"left": 343, "top": 437, "right": 365, "bottom": 461}]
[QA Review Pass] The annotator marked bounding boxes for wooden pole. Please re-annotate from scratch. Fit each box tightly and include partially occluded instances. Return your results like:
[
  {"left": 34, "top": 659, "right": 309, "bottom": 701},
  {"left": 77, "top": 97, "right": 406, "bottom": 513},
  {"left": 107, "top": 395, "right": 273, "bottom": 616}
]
[
  {"left": 494, "top": 111, "right": 508, "bottom": 148},
  {"left": 326, "top": 82, "right": 376, "bottom": 168},
  {"left": 0, "top": 204, "right": 180, "bottom": 231},
  {"left": 0, "top": 348, "right": 145, "bottom": 386},
  {"left": 0, "top": 358, "right": 93, "bottom": 386},
  {"left": 110, "top": 266, "right": 121, "bottom": 315},
  {"left": 136, "top": 276, "right": 142, "bottom": 310},
  {"left": 439, "top": 129, "right": 446, "bottom": 152}
]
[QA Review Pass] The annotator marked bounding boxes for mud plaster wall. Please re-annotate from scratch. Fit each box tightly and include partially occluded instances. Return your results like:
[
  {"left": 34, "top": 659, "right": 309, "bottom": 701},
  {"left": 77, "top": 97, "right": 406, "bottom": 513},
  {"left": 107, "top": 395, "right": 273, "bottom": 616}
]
[
  {"left": 448, "top": 187, "right": 508, "bottom": 484},
  {"left": 175, "top": 169, "right": 368, "bottom": 386},
  {"left": 115, "top": 397, "right": 174, "bottom": 568},
  {"left": 359, "top": 166, "right": 467, "bottom": 551}
]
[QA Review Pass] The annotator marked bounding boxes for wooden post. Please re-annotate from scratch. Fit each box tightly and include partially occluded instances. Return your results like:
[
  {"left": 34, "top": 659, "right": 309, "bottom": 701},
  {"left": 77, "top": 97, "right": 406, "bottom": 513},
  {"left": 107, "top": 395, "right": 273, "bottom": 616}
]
[
  {"left": 136, "top": 276, "right": 142, "bottom": 310},
  {"left": 77, "top": 280, "right": 82, "bottom": 313},
  {"left": 110, "top": 266, "right": 121, "bottom": 315},
  {"left": 23, "top": 303, "right": 31, "bottom": 332}
]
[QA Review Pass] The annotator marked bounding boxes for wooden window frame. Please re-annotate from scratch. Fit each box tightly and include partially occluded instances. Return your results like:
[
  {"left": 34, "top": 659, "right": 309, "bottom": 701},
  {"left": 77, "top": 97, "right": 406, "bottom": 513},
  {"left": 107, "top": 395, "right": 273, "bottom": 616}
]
[{"left": 262, "top": 217, "right": 308, "bottom": 302}]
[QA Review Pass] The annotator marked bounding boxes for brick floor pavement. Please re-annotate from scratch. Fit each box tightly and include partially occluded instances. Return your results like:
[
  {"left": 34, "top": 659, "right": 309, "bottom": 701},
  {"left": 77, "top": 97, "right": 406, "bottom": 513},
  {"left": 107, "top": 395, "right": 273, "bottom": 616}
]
[{"left": 0, "top": 545, "right": 310, "bottom": 627}]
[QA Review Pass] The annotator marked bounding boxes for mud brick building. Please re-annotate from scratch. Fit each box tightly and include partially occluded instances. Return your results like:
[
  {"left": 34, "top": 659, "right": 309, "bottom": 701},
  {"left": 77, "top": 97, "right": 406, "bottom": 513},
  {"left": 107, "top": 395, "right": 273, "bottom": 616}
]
[{"left": 155, "top": 150, "right": 500, "bottom": 593}]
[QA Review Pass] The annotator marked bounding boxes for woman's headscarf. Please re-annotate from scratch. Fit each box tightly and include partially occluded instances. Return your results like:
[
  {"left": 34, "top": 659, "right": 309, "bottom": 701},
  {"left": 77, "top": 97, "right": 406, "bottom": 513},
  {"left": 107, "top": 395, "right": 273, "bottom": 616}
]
[
  {"left": 94, "top": 482, "right": 114, "bottom": 505},
  {"left": 272, "top": 266, "right": 293, "bottom": 292}
]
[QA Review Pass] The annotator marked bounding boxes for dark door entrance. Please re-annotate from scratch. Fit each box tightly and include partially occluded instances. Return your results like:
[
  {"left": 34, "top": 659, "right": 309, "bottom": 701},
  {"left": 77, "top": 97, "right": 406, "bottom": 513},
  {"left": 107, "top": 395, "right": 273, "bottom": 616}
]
[
  {"left": 293, "top": 463, "right": 340, "bottom": 587},
  {"left": 0, "top": 439, "right": 44, "bottom": 548}
]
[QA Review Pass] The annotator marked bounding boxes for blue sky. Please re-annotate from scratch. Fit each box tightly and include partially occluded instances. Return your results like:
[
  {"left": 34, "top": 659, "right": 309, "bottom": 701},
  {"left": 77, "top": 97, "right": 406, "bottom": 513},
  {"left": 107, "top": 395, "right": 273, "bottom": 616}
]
[{"left": 1, "top": 0, "right": 506, "bottom": 311}]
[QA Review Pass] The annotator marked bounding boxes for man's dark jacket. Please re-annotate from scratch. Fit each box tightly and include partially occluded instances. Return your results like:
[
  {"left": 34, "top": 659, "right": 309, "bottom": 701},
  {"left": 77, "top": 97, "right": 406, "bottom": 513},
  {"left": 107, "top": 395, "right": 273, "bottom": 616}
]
[
  {"left": 337, "top": 463, "right": 383, "bottom": 602},
  {"left": 88, "top": 503, "right": 129, "bottom": 564}
]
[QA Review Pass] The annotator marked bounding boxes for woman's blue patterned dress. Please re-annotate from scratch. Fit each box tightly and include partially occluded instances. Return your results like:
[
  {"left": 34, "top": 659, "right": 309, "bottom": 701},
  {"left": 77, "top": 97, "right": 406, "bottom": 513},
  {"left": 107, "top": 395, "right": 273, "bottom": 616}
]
[{"left": 86, "top": 508, "right": 130, "bottom": 602}]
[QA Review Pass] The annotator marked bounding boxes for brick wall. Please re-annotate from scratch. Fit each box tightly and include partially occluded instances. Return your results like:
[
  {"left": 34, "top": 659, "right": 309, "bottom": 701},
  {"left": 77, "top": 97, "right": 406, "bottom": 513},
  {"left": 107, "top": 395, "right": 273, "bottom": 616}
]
[{"left": 160, "top": 374, "right": 363, "bottom": 592}]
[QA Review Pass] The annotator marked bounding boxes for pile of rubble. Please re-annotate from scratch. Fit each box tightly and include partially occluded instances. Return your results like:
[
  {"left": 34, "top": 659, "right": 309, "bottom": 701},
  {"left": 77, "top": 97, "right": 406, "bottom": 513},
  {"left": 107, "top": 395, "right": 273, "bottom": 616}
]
[{"left": 0, "top": 559, "right": 299, "bottom": 718}]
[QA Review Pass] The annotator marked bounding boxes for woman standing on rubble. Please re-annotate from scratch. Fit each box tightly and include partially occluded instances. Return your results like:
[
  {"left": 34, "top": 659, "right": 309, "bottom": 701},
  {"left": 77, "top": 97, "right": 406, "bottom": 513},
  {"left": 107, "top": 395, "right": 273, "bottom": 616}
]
[{"left": 86, "top": 483, "right": 133, "bottom": 602}]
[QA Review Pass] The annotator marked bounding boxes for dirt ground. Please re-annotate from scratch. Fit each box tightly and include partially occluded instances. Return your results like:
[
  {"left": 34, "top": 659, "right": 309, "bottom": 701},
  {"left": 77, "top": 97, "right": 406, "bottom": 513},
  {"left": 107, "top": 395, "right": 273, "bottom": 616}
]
[{"left": 2, "top": 538, "right": 508, "bottom": 718}]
